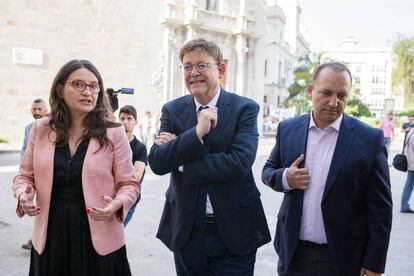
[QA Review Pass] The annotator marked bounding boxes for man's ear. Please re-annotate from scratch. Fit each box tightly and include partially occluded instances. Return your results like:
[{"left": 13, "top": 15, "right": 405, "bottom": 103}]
[
  {"left": 307, "top": 84, "right": 314, "bottom": 99},
  {"left": 218, "top": 63, "right": 226, "bottom": 79}
]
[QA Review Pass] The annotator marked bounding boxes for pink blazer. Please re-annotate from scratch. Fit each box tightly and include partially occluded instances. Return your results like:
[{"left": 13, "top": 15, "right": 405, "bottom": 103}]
[{"left": 13, "top": 117, "right": 139, "bottom": 255}]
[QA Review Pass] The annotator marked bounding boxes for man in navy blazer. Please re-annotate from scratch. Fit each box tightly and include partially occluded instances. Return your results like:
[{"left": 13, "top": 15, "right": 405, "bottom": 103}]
[
  {"left": 149, "top": 39, "right": 270, "bottom": 275},
  {"left": 262, "top": 62, "right": 392, "bottom": 276}
]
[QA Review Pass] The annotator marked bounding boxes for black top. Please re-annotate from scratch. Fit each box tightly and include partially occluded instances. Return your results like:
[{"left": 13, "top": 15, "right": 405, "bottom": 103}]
[
  {"left": 130, "top": 136, "right": 147, "bottom": 165},
  {"left": 51, "top": 141, "right": 89, "bottom": 204}
]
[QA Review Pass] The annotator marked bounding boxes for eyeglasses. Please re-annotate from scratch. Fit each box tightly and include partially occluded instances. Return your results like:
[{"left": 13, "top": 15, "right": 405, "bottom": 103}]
[
  {"left": 179, "top": 62, "right": 218, "bottom": 73},
  {"left": 65, "top": 80, "right": 100, "bottom": 94}
]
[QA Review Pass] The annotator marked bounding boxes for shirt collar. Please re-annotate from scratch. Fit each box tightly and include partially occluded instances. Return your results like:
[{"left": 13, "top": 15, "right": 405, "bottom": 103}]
[
  {"left": 194, "top": 85, "right": 221, "bottom": 111},
  {"left": 309, "top": 112, "right": 343, "bottom": 132}
]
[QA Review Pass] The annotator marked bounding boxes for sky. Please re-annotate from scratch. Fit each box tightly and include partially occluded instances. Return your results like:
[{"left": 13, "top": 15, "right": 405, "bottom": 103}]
[{"left": 299, "top": 0, "right": 414, "bottom": 51}]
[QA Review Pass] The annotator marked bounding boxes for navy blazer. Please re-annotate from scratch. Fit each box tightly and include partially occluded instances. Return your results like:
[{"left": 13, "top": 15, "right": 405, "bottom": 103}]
[
  {"left": 149, "top": 89, "right": 271, "bottom": 255},
  {"left": 262, "top": 113, "right": 392, "bottom": 275}
]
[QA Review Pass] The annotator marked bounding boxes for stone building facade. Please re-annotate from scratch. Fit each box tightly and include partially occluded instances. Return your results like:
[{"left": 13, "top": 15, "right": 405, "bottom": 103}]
[{"left": 0, "top": 0, "right": 307, "bottom": 149}]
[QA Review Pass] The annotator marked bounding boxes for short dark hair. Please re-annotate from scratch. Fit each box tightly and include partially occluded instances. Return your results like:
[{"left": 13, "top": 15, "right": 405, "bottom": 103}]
[
  {"left": 33, "top": 98, "right": 46, "bottom": 104},
  {"left": 313, "top": 62, "right": 352, "bottom": 86},
  {"left": 179, "top": 38, "right": 223, "bottom": 64},
  {"left": 119, "top": 105, "right": 137, "bottom": 121}
]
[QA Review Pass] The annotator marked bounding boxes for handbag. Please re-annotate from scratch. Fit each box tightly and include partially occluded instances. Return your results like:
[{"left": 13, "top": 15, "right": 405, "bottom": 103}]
[
  {"left": 392, "top": 154, "right": 407, "bottom": 172},
  {"left": 392, "top": 131, "right": 414, "bottom": 172}
]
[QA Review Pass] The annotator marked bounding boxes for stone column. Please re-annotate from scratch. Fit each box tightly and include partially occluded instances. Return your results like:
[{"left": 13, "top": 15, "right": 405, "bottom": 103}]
[{"left": 235, "top": 34, "right": 248, "bottom": 96}]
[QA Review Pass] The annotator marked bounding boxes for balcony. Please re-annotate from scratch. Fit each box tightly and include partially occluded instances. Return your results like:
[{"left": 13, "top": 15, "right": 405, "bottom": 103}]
[{"left": 162, "top": 2, "right": 256, "bottom": 35}]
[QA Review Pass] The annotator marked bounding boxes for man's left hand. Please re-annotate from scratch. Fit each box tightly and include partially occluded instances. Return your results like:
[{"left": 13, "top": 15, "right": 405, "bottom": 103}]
[
  {"left": 155, "top": 132, "right": 177, "bottom": 145},
  {"left": 360, "top": 267, "right": 381, "bottom": 276}
]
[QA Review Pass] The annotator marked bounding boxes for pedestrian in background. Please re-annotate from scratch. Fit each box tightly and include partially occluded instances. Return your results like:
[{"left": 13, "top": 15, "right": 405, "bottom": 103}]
[
  {"left": 119, "top": 105, "right": 147, "bottom": 226},
  {"left": 402, "top": 114, "right": 414, "bottom": 141},
  {"left": 401, "top": 128, "right": 414, "bottom": 213},
  {"left": 21, "top": 98, "right": 48, "bottom": 159},
  {"left": 379, "top": 112, "right": 395, "bottom": 156},
  {"left": 13, "top": 59, "right": 139, "bottom": 275},
  {"left": 138, "top": 110, "right": 152, "bottom": 146}
]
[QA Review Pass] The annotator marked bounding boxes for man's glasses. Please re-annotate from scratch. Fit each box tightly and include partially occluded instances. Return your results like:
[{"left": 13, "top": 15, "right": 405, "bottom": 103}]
[
  {"left": 65, "top": 80, "right": 100, "bottom": 94},
  {"left": 179, "top": 62, "right": 218, "bottom": 73}
]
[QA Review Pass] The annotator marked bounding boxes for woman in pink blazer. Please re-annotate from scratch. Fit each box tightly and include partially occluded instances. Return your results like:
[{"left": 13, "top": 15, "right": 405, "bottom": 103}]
[{"left": 13, "top": 59, "right": 139, "bottom": 276}]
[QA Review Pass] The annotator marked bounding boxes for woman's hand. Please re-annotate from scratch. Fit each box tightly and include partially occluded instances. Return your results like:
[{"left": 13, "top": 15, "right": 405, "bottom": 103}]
[
  {"left": 18, "top": 185, "right": 40, "bottom": 216},
  {"left": 87, "top": 196, "right": 123, "bottom": 221}
]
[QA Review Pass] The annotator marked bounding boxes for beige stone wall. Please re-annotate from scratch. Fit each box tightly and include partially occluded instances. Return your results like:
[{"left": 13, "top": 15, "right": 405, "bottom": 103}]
[{"left": 0, "top": 0, "right": 165, "bottom": 149}]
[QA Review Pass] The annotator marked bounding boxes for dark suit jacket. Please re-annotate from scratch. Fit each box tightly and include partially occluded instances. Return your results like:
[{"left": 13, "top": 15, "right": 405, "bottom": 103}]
[
  {"left": 262, "top": 113, "right": 392, "bottom": 275},
  {"left": 148, "top": 89, "right": 271, "bottom": 255}
]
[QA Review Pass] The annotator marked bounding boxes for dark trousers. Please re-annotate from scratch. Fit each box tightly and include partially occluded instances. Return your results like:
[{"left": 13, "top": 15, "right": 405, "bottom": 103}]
[
  {"left": 174, "top": 222, "right": 256, "bottom": 276},
  {"left": 279, "top": 243, "right": 337, "bottom": 276}
]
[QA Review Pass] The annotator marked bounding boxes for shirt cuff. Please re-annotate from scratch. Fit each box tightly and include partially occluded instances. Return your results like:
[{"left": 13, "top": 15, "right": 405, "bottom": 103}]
[{"left": 282, "top": 168, "right": 293, "bottom": 191}]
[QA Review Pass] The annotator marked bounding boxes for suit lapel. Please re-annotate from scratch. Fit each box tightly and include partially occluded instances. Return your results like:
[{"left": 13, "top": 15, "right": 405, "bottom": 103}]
[
  {"left": 211, "top": 88, "right": 231, "bottom": 136},
  {"left": 36, "top": 124, "right": 56, "bottom": 203},
  {"left": 177, "top": 96, "right": 197, "bottom": 131},
  {"left": 291, "top": 114, "right": 310, "bottom": 168},
  {"left": 322, "top": 114, "right": 355, "bottom": 201}
]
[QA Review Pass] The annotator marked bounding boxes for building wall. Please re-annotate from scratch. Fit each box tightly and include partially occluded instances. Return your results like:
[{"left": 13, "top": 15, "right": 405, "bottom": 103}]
[
  {"left": 1, "top": 0, "right": 166, "bottom": 149},
  {"left": 262, "top": 1, "right": 308, "bottom": 120},
  {"left": 0, "top": 0, "right": 273, "bottom": 149},
  {"left": 321, "top": 39, "right": 402, "bottom": 118}
]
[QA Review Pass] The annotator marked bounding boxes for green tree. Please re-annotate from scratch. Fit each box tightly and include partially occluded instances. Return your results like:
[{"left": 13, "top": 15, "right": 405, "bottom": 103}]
[
  {"left": 392, "top": 36, "right": 414, "bottom": 109},
  {"left": 0, "top": 136, "right": 8, "bottom": 143},
  {"left": 346, "top": 98, "right": 371, "bottom": 117},
  {"left": 345, "top": 88, "right": 371, "bottom": 117},
  {"left": 284, "top": 53, "right": 323, "bottom": 114}
]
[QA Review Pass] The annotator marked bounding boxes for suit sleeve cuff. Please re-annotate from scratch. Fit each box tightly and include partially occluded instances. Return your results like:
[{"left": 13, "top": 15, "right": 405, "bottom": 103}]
[{"left": 282, "top": 168, "right": 293, "bottom": 191}]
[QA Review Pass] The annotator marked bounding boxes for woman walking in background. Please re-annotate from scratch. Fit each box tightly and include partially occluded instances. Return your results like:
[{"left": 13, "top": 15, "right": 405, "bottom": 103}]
[{"left": 13, "top": 59, "right": 139, "bottom": 275}]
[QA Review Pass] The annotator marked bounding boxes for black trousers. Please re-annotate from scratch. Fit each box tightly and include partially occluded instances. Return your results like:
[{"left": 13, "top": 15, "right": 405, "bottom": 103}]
[
  {"left": 279, "top": 243, "right": 337, "bottom": 276},
  {"left": 174, "top": 222, "right": 257, "bottom": 276}
]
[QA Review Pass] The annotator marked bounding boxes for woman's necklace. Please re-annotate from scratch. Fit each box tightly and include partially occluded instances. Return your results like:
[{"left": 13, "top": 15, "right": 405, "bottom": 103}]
[
  {"left": 69, "top": 130, "right": 85, "bottom": 143},
  {"left": 70, "top": 135, "right": 79, "bottom": 142}
]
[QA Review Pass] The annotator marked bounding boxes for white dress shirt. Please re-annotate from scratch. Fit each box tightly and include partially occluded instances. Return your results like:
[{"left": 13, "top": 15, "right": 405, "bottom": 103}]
[
  {"left": 193, "top": 86, "right": 220, "bottom": 215},
  {"left": 179, "top": 86, "right": 221, "bottom": 215},
  {"left": 282, "top": 113, "right": 343, "bottom": 243}
]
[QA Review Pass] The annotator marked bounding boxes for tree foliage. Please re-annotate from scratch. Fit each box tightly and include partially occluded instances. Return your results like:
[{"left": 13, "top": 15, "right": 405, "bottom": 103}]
[
  {"left": 392, "top": 36, "right": 414, "bottom": 109},
  {"left": 284, "top": 53, "right": 323, "bottom": 114},
  {"left": 346, "top": 97, "right": 371, "bottom": 117}
]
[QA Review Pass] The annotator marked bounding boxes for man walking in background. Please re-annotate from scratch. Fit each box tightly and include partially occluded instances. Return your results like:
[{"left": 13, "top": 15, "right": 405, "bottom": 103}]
[
  {"left": 21, "top": 98, "right": 48, "bottom": 159},
  {"left": 379, "top": 112, "right": 395, "bottom": 157},
  {"left": 402, "top": 114, "right": 414, "bottom": 141}
]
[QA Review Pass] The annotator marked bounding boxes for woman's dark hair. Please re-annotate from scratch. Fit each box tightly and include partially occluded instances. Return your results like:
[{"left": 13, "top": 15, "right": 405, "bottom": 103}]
[{"left": 49, "top": 59, "right": 120, "bottom": 151}]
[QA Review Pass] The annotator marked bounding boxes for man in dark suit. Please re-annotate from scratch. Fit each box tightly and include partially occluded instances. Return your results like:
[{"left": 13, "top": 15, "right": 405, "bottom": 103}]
[
  {"left": 148, "top": 38, "right": 270, "bottom": 275},
  {"left": 262, "top": 62, "right": 392, "bottom": 276}
]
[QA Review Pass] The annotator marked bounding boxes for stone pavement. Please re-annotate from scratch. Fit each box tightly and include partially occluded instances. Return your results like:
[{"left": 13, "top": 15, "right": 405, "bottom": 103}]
[{"left": 0, "top": 137, "right": 413, "bottom": 275}]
